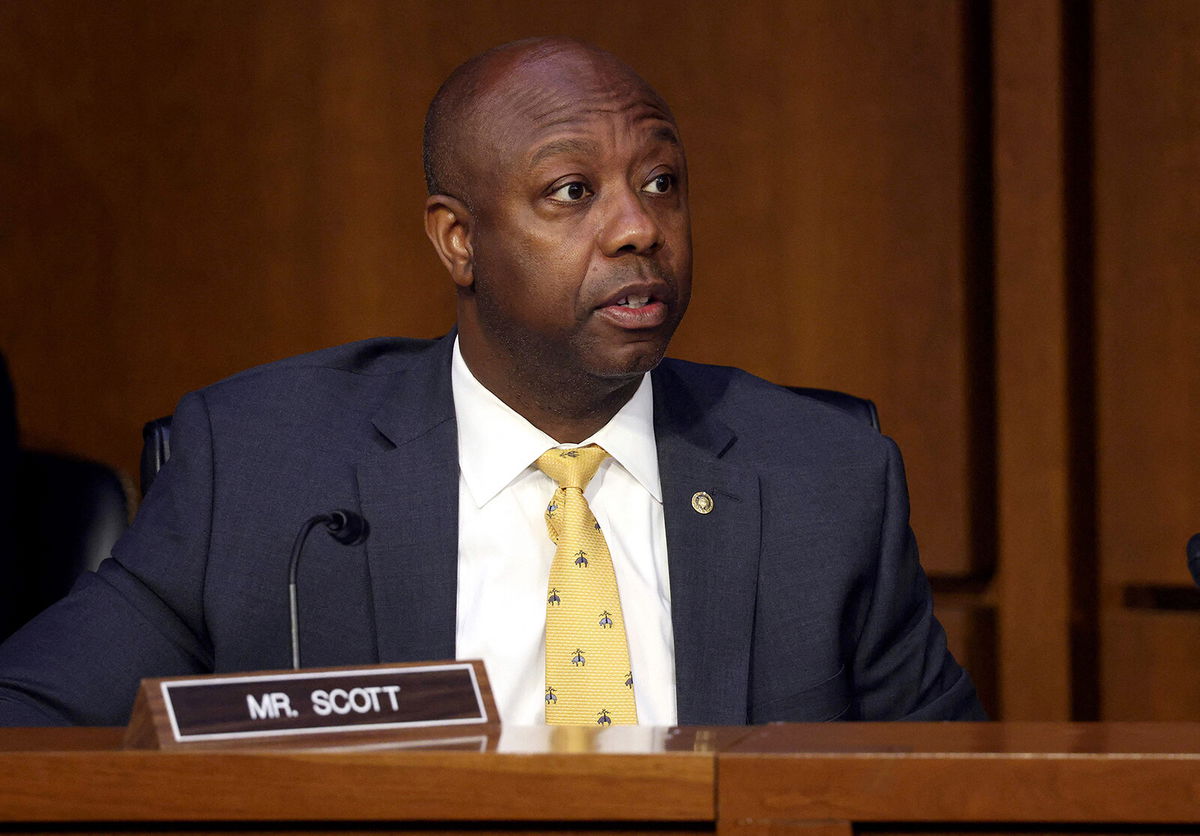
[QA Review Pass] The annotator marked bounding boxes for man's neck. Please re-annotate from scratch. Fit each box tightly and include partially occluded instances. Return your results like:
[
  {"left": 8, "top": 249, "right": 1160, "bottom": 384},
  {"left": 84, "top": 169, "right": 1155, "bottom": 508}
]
[
  {"left": 501, "top": 379, "right": 642, "bottom": 443},
  {"left": 457, "top": 340, "right": 642, "bottom": 444}
]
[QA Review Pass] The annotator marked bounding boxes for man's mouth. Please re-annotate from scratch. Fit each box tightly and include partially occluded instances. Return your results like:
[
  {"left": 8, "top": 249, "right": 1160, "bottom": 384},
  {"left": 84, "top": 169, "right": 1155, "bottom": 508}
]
[
  {"left": 598, "top": 290, "right": 669, "bottom": 329},
  {"left": 614, "top": 295, "right": 651, "bottom": 309}
]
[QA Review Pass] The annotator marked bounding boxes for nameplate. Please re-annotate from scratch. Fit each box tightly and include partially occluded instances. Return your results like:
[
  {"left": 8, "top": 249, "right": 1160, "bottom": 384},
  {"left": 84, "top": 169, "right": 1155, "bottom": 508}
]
[{"left": 124, "top": 660, "right": 496, "bottom": 748}]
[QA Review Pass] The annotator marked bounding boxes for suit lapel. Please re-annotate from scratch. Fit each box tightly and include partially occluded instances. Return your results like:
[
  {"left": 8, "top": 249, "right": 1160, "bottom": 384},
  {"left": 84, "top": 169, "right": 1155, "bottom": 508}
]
[
  {"left": 356, "top": 334, "right": 460, "bottom": 663},
  {"left": 654, "top": 365, "right": 761, "bottom": 725}
]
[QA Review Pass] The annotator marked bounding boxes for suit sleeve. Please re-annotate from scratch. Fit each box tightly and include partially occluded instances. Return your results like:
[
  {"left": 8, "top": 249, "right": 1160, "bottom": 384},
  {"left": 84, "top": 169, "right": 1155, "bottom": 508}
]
[
  {"left": 851, "top": 437, "right": 987, "bottom": 720},
  {"left": 0, "top": 392, "right": 217, "bottom": 726}
]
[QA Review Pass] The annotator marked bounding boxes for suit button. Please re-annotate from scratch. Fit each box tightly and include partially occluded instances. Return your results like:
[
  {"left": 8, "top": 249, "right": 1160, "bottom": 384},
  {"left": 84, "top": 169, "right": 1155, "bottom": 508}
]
[{"left": 691, "top": 491, "right": 714, "bottom": 514}]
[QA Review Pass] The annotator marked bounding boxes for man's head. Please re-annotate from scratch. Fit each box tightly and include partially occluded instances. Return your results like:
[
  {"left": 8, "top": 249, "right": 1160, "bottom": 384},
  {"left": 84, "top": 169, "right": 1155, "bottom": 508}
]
[{"left": 423, "top": 38, "right": 691, "bottom": 431}]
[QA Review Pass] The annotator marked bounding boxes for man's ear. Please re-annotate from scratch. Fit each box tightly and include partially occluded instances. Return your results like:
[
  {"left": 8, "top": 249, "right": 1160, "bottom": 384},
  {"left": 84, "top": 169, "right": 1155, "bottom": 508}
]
[{"left": 424, "top": 194, "right": 475, "bottom": 289}]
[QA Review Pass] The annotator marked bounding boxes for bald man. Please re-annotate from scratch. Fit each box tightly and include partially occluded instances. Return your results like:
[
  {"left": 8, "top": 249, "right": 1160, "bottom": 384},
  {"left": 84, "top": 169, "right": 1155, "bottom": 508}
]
[{"left": 0, "top": 39, "right": 984, "bottom": 726}]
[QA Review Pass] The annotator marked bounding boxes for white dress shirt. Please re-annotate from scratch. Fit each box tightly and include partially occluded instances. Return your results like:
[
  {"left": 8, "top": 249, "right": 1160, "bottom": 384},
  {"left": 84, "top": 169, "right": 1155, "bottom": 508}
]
[{"left": 451, "top": 339, "right": 677, "bottom": 726}]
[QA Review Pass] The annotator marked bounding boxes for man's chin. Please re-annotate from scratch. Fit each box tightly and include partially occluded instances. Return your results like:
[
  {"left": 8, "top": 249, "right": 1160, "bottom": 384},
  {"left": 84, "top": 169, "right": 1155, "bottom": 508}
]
[{"left": 585, "top": 340, "right": 670, "bottom": 381}]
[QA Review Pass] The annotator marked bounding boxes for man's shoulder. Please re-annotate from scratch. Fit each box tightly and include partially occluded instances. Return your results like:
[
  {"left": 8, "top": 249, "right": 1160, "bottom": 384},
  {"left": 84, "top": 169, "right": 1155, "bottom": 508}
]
[
  {"left": 212, "top": 336, "right": 441, "bottom": 387},
  {"left": 655, "top": 356, "right": 889, "bottom": 462},
  {"left": 192, "top": 335, "right": 442, "bottom": 401},
  {"left": 657, "top": 356, "right": 875, "bottom": 427},
  {"left": 176, "top": 335, "right": 450, "bottom": 433}
]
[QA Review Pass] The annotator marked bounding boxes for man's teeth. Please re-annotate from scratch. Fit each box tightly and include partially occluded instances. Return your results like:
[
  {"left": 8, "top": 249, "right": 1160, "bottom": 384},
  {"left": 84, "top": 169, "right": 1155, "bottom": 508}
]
[{"left": 617, "top": 295, "right": 651, "bottom": 309}]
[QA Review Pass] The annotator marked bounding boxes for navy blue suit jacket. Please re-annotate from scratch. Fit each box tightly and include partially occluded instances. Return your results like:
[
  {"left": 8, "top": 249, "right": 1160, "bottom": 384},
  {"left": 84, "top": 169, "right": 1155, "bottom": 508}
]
[{"left": 0, "top": 334, "right": 984, "bottom": 725}]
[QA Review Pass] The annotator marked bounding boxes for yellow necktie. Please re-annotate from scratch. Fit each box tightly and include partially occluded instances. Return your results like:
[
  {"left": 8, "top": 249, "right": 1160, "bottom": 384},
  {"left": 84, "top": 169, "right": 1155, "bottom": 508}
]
[{"left": 537, "top": 445, "right": 637, "bottom": 726}]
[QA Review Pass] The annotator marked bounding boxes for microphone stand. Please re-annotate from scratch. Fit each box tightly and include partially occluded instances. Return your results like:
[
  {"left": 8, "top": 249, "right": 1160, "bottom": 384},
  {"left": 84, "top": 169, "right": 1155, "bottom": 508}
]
[{"left": 288, "top": 510, "right": 368, "bottom": 669}]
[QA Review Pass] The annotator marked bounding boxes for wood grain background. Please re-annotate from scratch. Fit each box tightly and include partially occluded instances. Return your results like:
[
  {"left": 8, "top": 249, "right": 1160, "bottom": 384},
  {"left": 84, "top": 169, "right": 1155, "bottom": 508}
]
[{"left": 2, "top": 0, "right": 1196, "bottom": 720}]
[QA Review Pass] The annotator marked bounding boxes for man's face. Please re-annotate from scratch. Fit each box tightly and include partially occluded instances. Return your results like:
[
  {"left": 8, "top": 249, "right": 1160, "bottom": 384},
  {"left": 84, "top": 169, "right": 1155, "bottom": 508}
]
[{"left": 459, "top": 51, "right": 692, "bottom": 391}]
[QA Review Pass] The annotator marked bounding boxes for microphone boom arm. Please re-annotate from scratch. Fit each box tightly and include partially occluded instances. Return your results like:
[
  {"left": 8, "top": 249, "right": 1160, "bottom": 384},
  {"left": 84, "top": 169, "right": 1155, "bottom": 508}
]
[{"left": 288, "top": 510, "right": 369, "bottom": 670}]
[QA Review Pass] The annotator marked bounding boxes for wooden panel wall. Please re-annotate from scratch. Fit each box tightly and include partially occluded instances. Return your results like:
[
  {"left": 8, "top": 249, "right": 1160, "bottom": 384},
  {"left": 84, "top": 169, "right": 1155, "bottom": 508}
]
[
  {"left": 991, "top": 0, "right": 1074, "bottom": 719},
  {"left": 0, "top": 0, "right": 456, "bottom": 471},
  {"left": 1093, "top": 0, "right": 1200, "bottom": 719},
  {"left": 985, "top": 0, "right": 1200, "bottom": 719},
  {"left": 3, "top": 0, "right": 1197, "bottom": 719}
]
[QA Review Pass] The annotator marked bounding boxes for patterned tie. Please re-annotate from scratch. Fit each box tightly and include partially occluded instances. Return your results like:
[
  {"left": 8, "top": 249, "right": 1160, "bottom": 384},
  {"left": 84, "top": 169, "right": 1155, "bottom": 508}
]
[{"left": 537, "top": 445, "right": 637, "bottom": 726}]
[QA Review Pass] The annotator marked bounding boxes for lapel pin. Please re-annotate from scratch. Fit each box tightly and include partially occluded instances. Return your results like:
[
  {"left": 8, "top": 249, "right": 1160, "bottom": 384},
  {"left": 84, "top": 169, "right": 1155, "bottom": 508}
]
[{"left": 690, "top": 491, "right": 714, "bottom": 515}]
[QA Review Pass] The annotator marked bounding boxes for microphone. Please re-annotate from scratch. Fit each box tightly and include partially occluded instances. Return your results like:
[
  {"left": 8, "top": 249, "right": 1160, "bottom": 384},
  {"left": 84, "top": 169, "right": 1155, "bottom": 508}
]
[
  {"left": 288, "top": 510, "right": 369, "bottom": 669},
  {"left": 1188, "top": 533, "right": 1200, "bottom": 589},
  {"left": 324, "top": 509, "right": 368, "bottom": 546}
]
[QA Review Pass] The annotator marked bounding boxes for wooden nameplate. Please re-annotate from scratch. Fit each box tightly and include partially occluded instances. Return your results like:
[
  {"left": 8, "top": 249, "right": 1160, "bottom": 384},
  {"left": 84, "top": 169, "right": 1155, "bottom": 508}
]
[{"left": 123, "top": 659, "right": 497, "bottom": 749}]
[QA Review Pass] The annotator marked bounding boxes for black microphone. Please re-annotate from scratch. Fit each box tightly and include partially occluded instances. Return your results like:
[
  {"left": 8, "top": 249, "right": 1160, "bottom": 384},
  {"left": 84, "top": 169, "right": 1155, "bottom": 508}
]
[
  {"left": 288, "top": 509, "right": 369, "bottom": 669},
  {"left": 1188, "top": 533, "right": 1200, "bottom": 589}
]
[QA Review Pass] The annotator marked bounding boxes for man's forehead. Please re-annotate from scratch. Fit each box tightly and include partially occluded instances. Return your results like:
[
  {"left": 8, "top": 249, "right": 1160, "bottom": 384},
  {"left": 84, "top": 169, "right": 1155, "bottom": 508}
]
[
  {"left": 469, "top": 44, "right": 675, "bottom": 139},
  {"left": 426, "top": 39, "right": 681, "bottom": 201},
  {"left": 469, "top": 50, "right": 678, "bottom": 170}
]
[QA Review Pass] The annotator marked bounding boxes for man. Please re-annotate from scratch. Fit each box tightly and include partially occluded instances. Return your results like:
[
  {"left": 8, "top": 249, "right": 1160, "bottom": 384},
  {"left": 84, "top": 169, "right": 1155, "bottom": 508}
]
[{"left": 0, "top": 38, "right": 984, "bottom": 725}]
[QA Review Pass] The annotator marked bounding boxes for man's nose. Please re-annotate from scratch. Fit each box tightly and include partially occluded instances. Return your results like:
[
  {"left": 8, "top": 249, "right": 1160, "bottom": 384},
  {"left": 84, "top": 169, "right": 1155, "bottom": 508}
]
[{"left": 599, "top": 188, "right": 664, "bottom": 257}]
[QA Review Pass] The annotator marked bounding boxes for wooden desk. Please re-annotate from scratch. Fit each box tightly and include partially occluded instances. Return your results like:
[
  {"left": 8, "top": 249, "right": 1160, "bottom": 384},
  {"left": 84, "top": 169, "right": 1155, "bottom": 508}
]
[
  {"left": 2, "top": 724, "right": 1198, "bottom": 834},
  {"left": 0, "top": 726, "right": 726, "bottom": 833},
  {"left": 719, "top": 723, "right": 1200, "bottom": 834}
]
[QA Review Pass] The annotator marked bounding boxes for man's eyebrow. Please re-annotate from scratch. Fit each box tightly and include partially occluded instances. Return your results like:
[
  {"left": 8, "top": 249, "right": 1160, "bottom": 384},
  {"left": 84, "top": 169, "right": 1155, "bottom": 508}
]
[
  {"left": 527, "top": 124, "right": 680, "bottom": 168},
  {"left": 529, "top": 137, "right": 601, "bottom": 167},
  {"left": 652, "top": 124, "right": 681, "bottom": 147}
]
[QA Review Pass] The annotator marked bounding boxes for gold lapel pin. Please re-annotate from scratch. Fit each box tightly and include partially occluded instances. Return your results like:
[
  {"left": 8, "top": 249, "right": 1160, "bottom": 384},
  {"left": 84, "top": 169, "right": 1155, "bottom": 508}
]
[{"left": 691, "top": 491, "right": 714, "bottom": 514}]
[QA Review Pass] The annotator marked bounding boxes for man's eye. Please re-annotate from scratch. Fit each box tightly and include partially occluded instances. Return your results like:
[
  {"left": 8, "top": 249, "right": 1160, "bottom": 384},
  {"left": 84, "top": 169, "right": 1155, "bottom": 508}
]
[
  {"left": 643, "top": 173, "right": 674, "bottom": 195},
  {"left": 550, "top": 182, "right": 591, "bottom": 202}
]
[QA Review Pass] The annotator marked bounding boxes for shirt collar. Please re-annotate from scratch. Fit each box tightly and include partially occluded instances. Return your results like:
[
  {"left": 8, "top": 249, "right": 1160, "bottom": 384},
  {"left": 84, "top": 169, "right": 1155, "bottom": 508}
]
[{"left": 451, "top": 337, "right": 661, "bottom": 508}]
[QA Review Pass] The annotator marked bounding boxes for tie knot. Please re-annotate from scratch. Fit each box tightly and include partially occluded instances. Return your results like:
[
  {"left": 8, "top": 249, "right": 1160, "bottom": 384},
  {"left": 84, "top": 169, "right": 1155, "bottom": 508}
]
[{"left": 536, "top": 445, "right": 609, "bottom": 491}]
